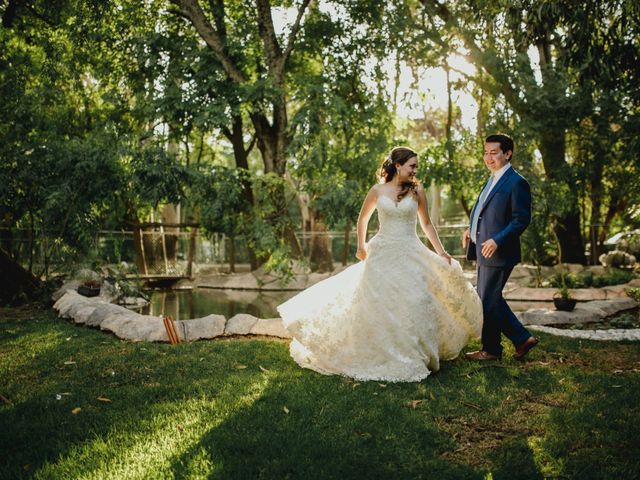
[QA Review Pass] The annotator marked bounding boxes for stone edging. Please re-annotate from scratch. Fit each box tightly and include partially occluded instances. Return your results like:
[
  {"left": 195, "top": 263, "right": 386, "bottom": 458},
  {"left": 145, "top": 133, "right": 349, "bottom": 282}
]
[
  {"left": 528, "top": 325, "right": 640, "bottom": 341},
  {"left": 54, "top": 290, "right": 639, "bottom": 343},
  {"left": 53, "top": 290, "right": 291, "bottom": 342}
]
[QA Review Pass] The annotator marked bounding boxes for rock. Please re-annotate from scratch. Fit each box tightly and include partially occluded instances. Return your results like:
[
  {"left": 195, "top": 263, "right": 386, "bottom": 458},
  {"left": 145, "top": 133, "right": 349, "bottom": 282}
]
[
  {"left": 603, "top": 284, "right": 633, "bottom": 299},
  {"left": 101, "top": 314, "right": 167, "bottom": 342},
  {"left": 53, "top": 290, "right": 101, "bottom": 318},
  {"left": 627, "top": 278, "right": 640, "bottom": 288},
  {"left": 225, "top": 313, "right": 259, "bottom": 335},
  {"left": 74, "top": 305, "right": 100, "bottom": 324},
  {"left": 52, "top": 280, "right": 81, "bottom": 302},
  {"left": 249, "top": 318, "right": 291, "bottom": 338},
  {"left": 518, "top": 298, "right": 638, "bottom": 326},
  {"left": 85, "top": 303, "right": 131, "bottom": 328},
  {"left": 518, "top": 306, "right": 601, "bottom": 325},
  {"left": 178, "top": 315, "right": 226, "bottom": 341},
  {"left": 222, "top": 273, "right": 260, "bottom": 290},
  {"left": 579, "top": 298, "right": 638, "bottom": 316},
  {"left": 505, "top": 287, "right": 554, "bottom": 301},
  {"left": 570, "top": 288, "right": 607, "bottom": 301},
  {"left": 120, "top": 296, "right": 149, "bottom": 309}
]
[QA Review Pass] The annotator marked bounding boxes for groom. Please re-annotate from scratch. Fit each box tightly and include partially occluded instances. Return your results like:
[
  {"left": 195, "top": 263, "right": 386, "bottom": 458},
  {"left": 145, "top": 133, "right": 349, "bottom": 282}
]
[{"left": 462, "top": 134, "right": 539, "bottom": 361}]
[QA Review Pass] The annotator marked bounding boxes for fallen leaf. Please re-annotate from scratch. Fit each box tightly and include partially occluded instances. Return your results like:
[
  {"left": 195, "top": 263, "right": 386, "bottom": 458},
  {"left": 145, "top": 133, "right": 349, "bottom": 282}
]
[
  {"left": 613, "top": 369, "right": 624, "bottom": 374},
  {"left": 56, "top": 394, "right": 62, "bottom": 400},
  {"left": 283, "top": 406, "right": 290, "bottom": 414},
  {"left": 612, "top": 385, "right": 622, "bottom": 388},
  {"left": 65, "top": 337, "right": 72, "bottom": 341},
  {"left": 378, "top": 384, "right": 387, "bottom": 388},
  {"left": 71, "top": 407, "right": 81, "bottom": 414},
  {"left": 97, "top": 396, "right": 112, "bottom": 403},
  {"left": 429, "top": 392, "right": 436, "bottom": 401},
  {"left": 63, "top": 361, "right": 76, "bottom": 365},
  {"left": 234, "top": 364, "right": 248, "bottom": 369},
  {"left": 259, "top": 365, "right": 270, "bottom": 373},
  {"left": 177, "top": 424, "right": 184, "bottom": 431},
  {"left": 408, "top": 399, "right": 424, "bottom": 409},
  {"left": 352, "top": 383, "right": 361, "bottom": 389}
]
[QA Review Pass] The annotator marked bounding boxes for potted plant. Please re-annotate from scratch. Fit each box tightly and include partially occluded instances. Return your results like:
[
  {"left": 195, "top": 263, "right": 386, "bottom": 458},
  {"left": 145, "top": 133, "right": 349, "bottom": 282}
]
[
  {"left": 553, "top": 277, "right": 576, "bottom": 312},
  {"left": 76, "top": 270, "right": 102, "bottom": 297}
]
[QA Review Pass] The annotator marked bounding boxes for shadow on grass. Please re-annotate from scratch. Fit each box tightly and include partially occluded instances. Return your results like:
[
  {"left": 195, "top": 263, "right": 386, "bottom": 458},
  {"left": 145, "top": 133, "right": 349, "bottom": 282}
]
[{"left": 166, "top": 356, "right": 563, "bottom": 480}]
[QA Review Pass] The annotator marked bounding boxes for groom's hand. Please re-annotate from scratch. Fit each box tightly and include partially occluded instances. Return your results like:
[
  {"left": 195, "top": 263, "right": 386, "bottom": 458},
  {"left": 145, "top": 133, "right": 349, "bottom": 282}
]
[
  {"left": 481, "top": 239, "right": 497, "bottom": 258},
  {"left": 462, "top": 229, "right": 470, "bottom": 249}
]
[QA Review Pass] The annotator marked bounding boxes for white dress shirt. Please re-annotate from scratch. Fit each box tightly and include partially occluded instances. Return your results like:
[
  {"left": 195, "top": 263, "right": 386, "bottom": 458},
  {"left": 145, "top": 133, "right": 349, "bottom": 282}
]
[{"left": 485, "top": 163, "right": 512, "bottom": 198}]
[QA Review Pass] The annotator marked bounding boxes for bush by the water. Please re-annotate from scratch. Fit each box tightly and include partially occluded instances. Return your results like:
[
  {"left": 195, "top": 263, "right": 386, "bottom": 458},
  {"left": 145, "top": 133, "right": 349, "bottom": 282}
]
[
  {"left": 627, "top": 287, "right": 640, "bottom": 302},
  {"left": 545, "top": 269, "right": 636, "bottom": 289},
  {"left": 599, "top": 250, "right": 637, "bottom": 268}
]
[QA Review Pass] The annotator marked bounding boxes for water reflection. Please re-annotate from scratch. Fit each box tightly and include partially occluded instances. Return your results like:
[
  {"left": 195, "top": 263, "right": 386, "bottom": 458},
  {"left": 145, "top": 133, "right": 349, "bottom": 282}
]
[{"left": 141, "top": 289, "right": 297, "bottom": 320}]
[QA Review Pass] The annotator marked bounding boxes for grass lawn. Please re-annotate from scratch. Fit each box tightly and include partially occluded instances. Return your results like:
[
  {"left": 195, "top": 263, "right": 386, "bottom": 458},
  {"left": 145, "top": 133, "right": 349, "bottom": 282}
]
[{"left": 1, "top": 305, "right": 640, "bottom": 479}]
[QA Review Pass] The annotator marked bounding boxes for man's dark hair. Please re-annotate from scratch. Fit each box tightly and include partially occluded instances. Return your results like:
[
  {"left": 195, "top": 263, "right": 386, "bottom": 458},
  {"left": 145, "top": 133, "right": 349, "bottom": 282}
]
[{"left": 485, "top": 134, "right": 514, "bottom": 161}]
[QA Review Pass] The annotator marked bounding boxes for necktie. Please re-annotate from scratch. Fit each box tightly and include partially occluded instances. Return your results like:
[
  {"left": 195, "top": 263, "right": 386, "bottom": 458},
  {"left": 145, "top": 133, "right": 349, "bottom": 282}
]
[{"left": 470, "top": 175, "right": 494, "bottom": 242}]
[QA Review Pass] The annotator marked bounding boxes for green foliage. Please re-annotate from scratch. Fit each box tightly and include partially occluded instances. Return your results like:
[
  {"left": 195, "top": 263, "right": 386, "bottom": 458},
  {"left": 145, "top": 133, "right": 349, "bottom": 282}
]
[
  {"left": 194, "top": 166, "right": 249, "bottom": 237},
  {"left": 545, "top": 269, "right": 636, "bottom": 289},
  {"left": 609, "top": 313, "right": 639, "bottom": 329},
  {"left": 626, "top": 288, "right": 640, "bottom": 303}
]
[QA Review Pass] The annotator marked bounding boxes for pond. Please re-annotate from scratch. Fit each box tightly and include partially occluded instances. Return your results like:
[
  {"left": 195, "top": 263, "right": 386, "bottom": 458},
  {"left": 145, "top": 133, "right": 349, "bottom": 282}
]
[
  {"left": 140, "top": 288, "right": 297, "bottom": 320},
  {"left": 139, "top": 288, "right": 544, "bottom": 320}
]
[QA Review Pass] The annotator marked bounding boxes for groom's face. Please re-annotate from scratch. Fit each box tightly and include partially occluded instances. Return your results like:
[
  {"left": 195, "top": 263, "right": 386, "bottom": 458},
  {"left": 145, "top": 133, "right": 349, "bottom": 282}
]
[{"left": 484, "top": 142, "right": 511, "bottom": 173}]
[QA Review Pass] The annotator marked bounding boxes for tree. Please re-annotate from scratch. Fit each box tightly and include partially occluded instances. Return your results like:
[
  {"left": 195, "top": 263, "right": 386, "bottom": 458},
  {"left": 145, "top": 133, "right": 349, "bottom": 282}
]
[{"left": 417, "top": 0, "right": 640, "bottom": 263}]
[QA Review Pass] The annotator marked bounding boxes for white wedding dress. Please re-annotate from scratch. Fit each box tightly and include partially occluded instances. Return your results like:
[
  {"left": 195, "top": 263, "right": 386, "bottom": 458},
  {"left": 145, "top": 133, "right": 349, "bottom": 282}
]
[{"left": 277, "top": 195, "right": 483, "bottom": 382}]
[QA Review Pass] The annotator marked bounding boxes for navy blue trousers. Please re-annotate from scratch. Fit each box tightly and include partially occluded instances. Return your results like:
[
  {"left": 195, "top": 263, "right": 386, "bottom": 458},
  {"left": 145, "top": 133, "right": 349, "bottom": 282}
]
[{"left": 476, "top": 265, "right": 531, "bottom": 356}]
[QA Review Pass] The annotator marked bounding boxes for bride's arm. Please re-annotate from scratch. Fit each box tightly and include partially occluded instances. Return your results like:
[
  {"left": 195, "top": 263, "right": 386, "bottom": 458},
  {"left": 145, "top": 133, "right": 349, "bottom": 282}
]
[
  {"left": 355, "top": 185, "right": 378, "bottom": 260},
  {"left": 416, "top": 185, "right": 452, "bottom": 263}
]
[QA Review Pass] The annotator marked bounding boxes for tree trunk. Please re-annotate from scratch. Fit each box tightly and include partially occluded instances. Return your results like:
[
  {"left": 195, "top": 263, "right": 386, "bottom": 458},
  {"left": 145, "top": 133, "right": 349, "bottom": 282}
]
[
  {"left": 342, "top": 219, "right": 351, "bottom": 266},
  {"left": 538, "top": 129, "right": 586, "bottom": 264},
  {"left": 429, "top": 181, "right": 442, "bottom": 225},
  {"left": 225, "top": 115, "right": 260, "bottom": 270},
  {"left": 228, "top": 236, "right": 236, "bottom": 273},
  {"left": 0, "top": 248, "right": 43, "bottom": 305},
  {"left": 309, "top": 214, "right": 333, "bottom": 273}
]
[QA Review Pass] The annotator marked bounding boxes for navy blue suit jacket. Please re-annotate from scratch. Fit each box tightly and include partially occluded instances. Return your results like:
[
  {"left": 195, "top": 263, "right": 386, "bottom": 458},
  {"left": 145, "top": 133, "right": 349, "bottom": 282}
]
[{"left": 466, "top": 167, "right": 531, "bottom": 267}]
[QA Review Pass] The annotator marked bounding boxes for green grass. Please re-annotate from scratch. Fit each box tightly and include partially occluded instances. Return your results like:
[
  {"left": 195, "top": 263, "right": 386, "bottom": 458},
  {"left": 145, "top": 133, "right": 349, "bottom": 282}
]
[{"left": 1, "top": 305, "right": 640, "bottom": 479}]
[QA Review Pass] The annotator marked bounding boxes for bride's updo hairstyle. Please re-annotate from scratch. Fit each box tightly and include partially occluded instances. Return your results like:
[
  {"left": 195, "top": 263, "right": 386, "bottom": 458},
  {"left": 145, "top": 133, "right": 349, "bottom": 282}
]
[{"left": 378, "top": 146, "right": 419, "bottom": 202}]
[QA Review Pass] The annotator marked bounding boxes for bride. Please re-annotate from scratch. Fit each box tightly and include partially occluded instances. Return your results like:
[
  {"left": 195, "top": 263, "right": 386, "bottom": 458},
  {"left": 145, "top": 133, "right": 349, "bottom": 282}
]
[{"left": 277, "top": 146, "right": 482, "bottom": 382}]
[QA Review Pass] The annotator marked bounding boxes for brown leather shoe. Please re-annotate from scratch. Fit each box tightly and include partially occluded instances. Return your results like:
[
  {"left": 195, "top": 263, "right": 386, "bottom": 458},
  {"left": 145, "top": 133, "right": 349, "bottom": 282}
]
[
  {"left": 513, "top": 337, "right": 540, "bottom": 360},
  {"left": 464, "top": 350, "right": 501, "bottom": 361}
]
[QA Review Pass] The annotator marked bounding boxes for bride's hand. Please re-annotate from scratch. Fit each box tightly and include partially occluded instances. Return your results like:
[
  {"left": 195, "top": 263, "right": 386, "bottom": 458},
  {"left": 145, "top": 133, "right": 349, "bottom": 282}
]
[
  {"left": 356, "top": 246, "right": 367, "bottom": 261},
  {"left": 439, "top": 251, "right": 452, "bottom": 265}
]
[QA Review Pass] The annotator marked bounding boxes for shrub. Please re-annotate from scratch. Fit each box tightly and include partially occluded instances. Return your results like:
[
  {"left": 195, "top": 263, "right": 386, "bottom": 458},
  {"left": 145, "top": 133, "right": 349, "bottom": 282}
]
[
  {"left": 599, "top": 250, "right": 636, "bottom": 268},
  {"left": 544, "top": 269, "right": 636, "bottom": 288},
  {"left": 626, "top": 288, "right": 640, "bottom": 302}
]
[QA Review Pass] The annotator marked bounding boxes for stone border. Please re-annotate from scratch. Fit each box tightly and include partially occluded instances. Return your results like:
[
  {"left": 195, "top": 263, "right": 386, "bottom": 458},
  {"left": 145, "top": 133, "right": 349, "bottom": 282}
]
[
  {"left": 54, "top": 289, "right": 639, "bottom": 343},
  {"left": 53, "top": 290, "right": 291, "bottom": 342},
  {"left": 528, "top": 325, "right": 640, "bottom": 341}
]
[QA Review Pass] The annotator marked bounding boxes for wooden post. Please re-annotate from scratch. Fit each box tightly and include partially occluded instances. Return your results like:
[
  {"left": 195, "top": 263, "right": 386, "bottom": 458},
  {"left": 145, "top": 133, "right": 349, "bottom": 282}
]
[
  {"left": 160, "top": 224, "right": 169, "bottom": 275},
  {"left": 138, "top": 227, "right": 148, "bottom": 276},
  {"left": 186, "top": 227, "right": 197, "bottom": 278}
]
